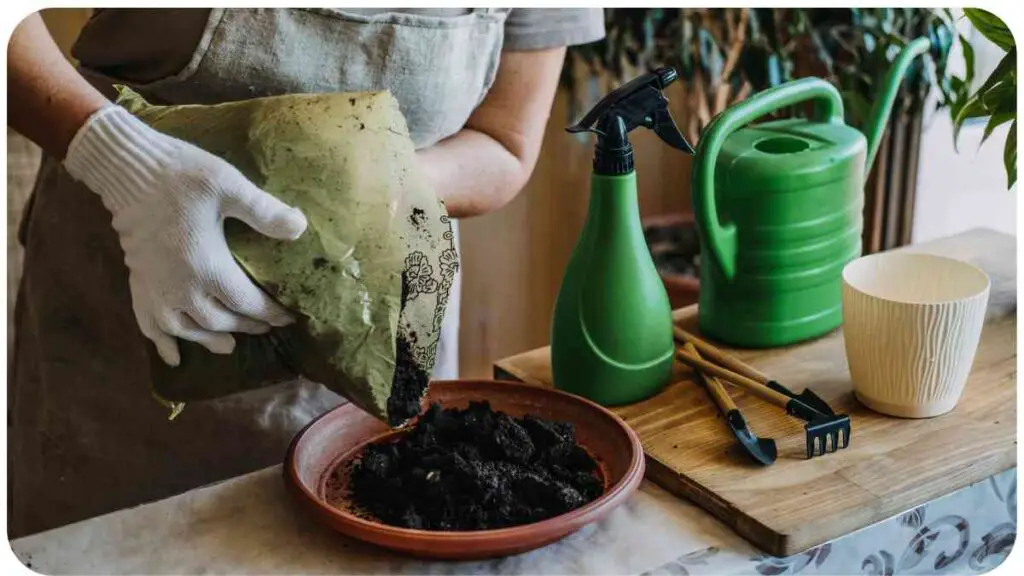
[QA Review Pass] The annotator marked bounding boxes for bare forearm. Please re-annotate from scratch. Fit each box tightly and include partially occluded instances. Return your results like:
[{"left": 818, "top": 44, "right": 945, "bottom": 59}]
[
  {"left": 417, "top": 130, "right": 528, "bottom": 218},
  {"left": 418, "top": 47, "right": 564, "bottom": 219},
  {"left": 8, "top": 12, "right": 108, "bottom": 158}
]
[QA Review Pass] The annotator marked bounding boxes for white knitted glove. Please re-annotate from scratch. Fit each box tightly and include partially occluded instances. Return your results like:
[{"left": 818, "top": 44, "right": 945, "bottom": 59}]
[{"left": 64, "top": 104, "right": 308, "bottom": 367}]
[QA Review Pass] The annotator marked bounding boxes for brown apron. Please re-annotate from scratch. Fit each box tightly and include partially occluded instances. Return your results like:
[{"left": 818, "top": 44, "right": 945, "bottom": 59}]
[{"left": 9, "top": 8, "right": 504, "bottom": 537}]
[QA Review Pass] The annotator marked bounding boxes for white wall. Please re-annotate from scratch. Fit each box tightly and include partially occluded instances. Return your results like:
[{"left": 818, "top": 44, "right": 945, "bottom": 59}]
[{"left": 912, "top": 11, "right": 1017, "bottom": 242}]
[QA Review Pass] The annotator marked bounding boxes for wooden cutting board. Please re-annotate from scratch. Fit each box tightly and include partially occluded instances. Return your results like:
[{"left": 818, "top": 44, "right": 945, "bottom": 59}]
[{"left": 493, "top": 228, "right": 1017, "bottom": 557}]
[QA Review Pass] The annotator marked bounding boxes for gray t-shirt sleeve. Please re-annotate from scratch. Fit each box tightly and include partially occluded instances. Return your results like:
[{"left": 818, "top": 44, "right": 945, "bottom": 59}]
[{"left": 502, "top": 8, "right": 605, "bottom": 51}]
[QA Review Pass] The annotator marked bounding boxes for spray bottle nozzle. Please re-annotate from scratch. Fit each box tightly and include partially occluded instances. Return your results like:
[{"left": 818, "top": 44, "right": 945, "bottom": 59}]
[{"left": 567, "top": 66, "right": 694, "bottom": 172}]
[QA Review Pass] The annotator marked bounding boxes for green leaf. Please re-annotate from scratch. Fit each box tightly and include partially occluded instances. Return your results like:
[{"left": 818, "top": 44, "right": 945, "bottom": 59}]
[
  {"left": 954, "top": 94, "right": 991, "bottom": 124},
  {"left": 980, "top": 80, "right": 1016, "bottom": 113},
  {"left": 959, "top": 33, "right": 976, "bottom": 86},
  {"left": 1004, "top": 120, "right": 1016, "bottom": 189},
  {"left": 964, "top": 8, "right": 1015, "bottom": 52},
  {"left": 952, "top": 48, "right": 1018, "bottom": 142},
  {"left": 975, "top": 49, "right": 1016, "bottom": 98},
  {"left": 952, "top": 92, "right": 990, "bottom": 150},
  {"left": 982, "top": 111, "right": 1014, "bottom": 145}
]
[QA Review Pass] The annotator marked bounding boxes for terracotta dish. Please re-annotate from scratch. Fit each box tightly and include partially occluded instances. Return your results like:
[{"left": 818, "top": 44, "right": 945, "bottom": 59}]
[{"left": 284, "top": 379, "right": 645, "bottom": 560}]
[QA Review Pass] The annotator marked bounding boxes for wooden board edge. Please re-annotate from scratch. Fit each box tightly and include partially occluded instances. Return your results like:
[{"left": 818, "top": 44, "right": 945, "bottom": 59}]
[
  {"left": 493, "top": 364, "right": 546, "bottom": 387},
  {"left": 645, "top": 446, "right": 1016, "bottom": 558},
  {"left": 643, "top": 456, "right": 790, "bottom": 557},
  {"left": 780, "top": 452, "right": 1018, "bottom": 556},
  {"left": 493, "top": 366, "right": 518, "bottom": 381}
]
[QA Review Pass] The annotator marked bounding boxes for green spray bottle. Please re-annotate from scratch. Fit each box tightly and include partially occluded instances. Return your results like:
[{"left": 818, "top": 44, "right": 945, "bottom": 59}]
[{"left": 551, "top": 67, "right": 695, "bottom": 406}]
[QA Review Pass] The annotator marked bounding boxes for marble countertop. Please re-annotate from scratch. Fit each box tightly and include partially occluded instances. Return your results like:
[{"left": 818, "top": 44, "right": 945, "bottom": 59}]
[{"left": 10, "top": 464, "right": 1015, "bottom": 575}]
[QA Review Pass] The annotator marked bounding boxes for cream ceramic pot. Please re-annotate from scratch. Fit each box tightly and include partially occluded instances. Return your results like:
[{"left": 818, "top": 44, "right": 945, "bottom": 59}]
[{"left": 841, "top": 252, "right": 990, "bottom": 418}]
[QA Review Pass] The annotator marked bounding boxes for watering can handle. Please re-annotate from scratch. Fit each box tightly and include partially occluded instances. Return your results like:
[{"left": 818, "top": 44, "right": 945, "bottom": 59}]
[{"left": 692, "top": 78, "right": 845, "bottom": 280}]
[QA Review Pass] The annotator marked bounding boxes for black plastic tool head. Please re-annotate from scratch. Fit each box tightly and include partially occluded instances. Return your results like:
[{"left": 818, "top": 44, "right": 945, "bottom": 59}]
[
  {"left": 804, "top": 415, "right": 851, "bottom": 459},
  {"left": 765, "top": 380, "right": 836, "bottom": 416},
  {"left": 794, "top": 389, "right": 836, "bottom": 416},
  {"left": 725, "top": 410, "right": 778, "bottom": 466},
  {"left": 777, "top": 392, "right": 851, "bottom": 459}
]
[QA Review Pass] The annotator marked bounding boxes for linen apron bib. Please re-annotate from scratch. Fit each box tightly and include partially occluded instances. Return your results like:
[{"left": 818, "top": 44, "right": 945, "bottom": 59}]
[{"left": 9, "top": 8, "right": 505, "bottom": 537}]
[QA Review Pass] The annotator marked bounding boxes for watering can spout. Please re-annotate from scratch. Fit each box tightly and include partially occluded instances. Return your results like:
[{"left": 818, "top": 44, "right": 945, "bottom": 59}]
[{"left": 862, "top": 37, "right": 933, "bottom": 173}]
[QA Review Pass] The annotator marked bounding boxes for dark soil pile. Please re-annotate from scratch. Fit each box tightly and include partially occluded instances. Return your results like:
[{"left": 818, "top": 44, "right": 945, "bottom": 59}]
[
  {"left": 385, "top": 272, "right": 431, "bottom": 426},
  {"left": 347, "top": 401, "right": 603, "bottom": 531},
  {"left": 385, "top": 335, "right": 429, "bottom": 426}
]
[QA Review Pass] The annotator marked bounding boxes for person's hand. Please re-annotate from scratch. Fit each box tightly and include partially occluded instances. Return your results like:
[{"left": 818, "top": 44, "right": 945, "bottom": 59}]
[{"left": 63, "top": 104, "right": 308, "bottom": 366}]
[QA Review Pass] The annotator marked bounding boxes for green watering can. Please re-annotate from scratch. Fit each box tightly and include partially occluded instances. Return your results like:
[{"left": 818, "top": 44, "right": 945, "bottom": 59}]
[{"left": 693, "top": 37, "right": 932, "bottom": 347}]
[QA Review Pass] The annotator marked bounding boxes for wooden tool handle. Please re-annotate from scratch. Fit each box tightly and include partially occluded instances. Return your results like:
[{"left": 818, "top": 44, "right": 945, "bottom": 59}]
[
  {"left": 683, "top": 342, "right": 737, "bottom": 412},
  {"left": 676, "top": 349, "right": 792, "bottom": 409},
  {"left": 673, "top": 327, "right": 770, "bottom": 384}
]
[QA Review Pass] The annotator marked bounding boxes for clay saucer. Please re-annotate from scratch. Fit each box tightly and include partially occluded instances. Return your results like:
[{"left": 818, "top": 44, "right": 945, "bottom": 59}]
[{"left": 284, "top": 379, "right": 645, "bottom": 560}]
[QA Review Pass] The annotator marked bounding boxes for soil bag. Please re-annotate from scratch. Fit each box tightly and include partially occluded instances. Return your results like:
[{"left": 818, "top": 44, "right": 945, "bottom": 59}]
[{"left": 115, "top": 86, "right": 458, "bottom": 426}]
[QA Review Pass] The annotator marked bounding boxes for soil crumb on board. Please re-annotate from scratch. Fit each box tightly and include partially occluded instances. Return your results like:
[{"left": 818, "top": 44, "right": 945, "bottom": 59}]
[{"left": 347, "top": 401, "right": 603, "bottom": 531}]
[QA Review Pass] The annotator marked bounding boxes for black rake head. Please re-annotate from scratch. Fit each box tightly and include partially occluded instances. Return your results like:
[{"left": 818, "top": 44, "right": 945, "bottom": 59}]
[{"left": 804, "top": 415, "right": 851, "bottom": 459}]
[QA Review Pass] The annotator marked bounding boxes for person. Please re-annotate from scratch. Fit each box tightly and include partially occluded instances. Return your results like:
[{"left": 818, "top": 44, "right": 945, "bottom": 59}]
[{"left": 7, "top": 7, "right": 605, "bottom": 537}]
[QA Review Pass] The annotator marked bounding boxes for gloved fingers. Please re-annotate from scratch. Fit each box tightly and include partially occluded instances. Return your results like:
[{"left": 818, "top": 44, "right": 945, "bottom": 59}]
[
  {"left": 190, "top": 294, "right": 273, "bottom": 335},
  {"left": 157, "top": 311, "right": 237, "bottom": 356},
  {"left": 220, "top": 177, "right": 308, "bottom": 241},
  {"left": 138, "top": 313, "right": 181, "bottom": 367},
  {"left": 214, "top": 265, "right": 295, "bottom": 327}
]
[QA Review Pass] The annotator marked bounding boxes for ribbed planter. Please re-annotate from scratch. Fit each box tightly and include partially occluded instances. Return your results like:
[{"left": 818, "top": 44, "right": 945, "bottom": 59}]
[{"left": 642, "top": 213, "right": 701, "bottom": 310}]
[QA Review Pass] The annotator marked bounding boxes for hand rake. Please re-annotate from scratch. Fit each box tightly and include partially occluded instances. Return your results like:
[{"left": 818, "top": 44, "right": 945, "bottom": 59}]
[{"left": 674, "top": 328, "right": 851, "bottom": 459}]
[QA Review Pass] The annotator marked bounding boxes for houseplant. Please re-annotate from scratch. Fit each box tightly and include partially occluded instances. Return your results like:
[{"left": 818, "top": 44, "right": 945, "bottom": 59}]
[
  {"left": 563, "top": 8, "right": 956, "bottom": 306},
  {"left": 945, "top": 8, "right": 1016, "bottom": 189},
  {"left": 564, "top": 9, "right": 955, "bottom": 147}
]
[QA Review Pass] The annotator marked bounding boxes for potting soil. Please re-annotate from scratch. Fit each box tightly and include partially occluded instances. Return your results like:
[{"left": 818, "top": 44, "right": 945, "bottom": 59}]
[{"left": 346, "top": 401, "right": 604, "bottom": 531}]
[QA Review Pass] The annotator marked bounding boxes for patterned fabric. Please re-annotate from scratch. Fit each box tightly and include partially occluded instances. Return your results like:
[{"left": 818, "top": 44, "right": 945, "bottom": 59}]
[{"left": 11, "top": 466, "right": 1015, "bottom": 574}]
